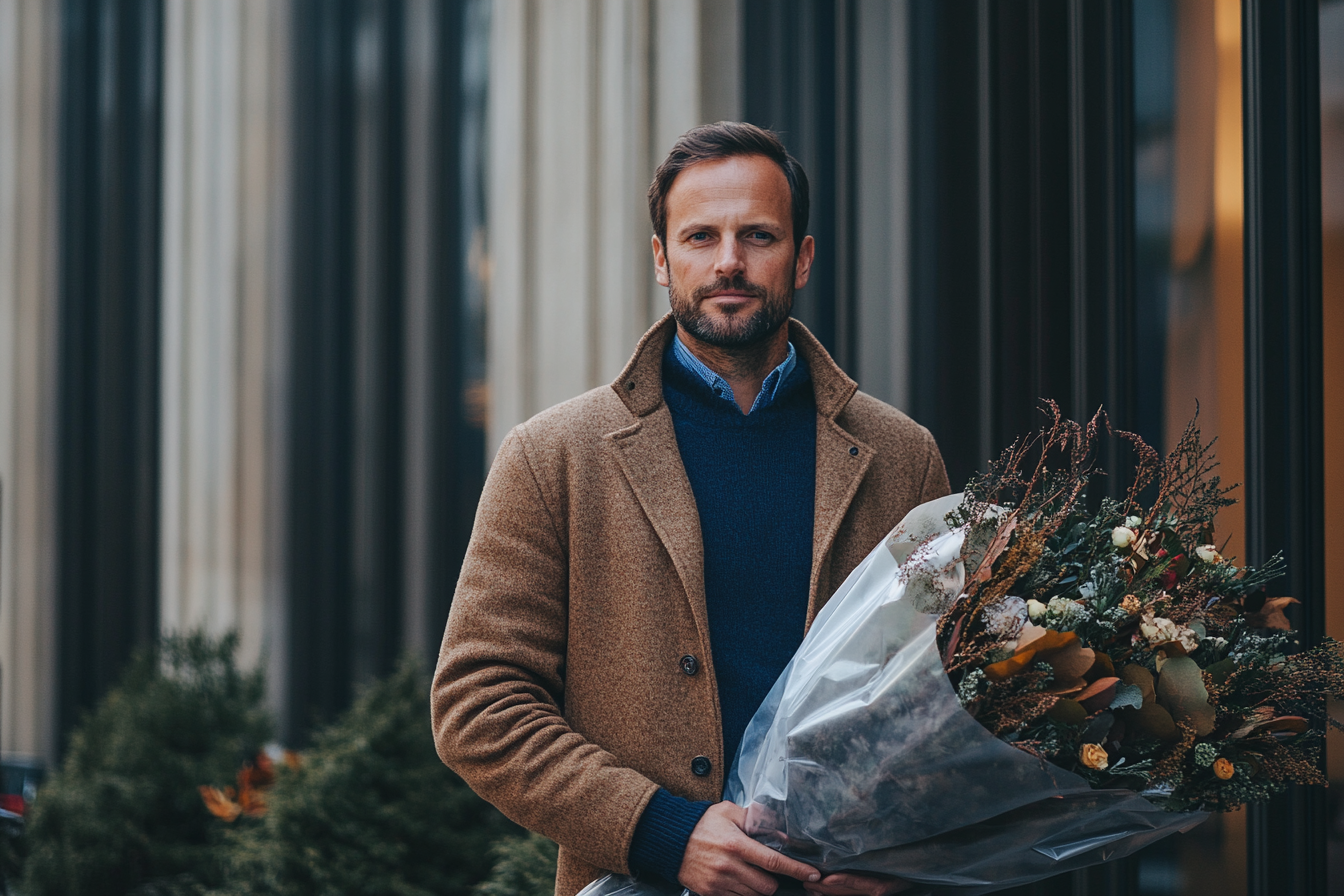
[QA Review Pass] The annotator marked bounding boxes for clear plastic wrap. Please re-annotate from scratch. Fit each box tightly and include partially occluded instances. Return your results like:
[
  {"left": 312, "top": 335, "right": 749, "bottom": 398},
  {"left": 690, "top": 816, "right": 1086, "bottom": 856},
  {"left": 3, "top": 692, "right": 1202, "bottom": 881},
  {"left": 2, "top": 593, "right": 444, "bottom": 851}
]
[{"left": 578, "top": 495, "right": 1206, "bottom": 896}]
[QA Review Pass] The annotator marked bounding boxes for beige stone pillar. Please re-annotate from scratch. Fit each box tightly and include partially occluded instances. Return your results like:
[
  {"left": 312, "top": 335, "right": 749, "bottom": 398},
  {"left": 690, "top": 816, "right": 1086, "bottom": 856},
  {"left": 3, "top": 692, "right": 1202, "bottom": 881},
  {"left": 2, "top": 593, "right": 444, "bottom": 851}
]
[
  {"left": 0, "top": 0, "right": 61, "bottom": 762},
  {"left": 158, "top": 0, "right": 291, "bottom": 684},
  {"left": 485, "top": 0, "right": 741, "bottom": 455}
]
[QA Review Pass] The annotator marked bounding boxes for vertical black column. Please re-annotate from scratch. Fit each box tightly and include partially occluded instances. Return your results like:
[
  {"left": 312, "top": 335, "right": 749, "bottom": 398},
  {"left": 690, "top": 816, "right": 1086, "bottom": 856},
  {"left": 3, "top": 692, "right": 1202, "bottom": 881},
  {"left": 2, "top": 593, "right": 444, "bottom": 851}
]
[
  {"left": 421, "top": 0, "right": 482, "bottom": 661},
  {"left": 285, "top": 0, "right": 479, "bottom": 741},
  {"left": 55, "top": 0, "right": 164, "bottom": 747},
  {"left": 288, "top": 0, "right": 358, "bottom": 737},
  {"left": 1241, "top": 2, "right": 1326, "bottom": 894},
  {"left": 908, "top": 0, "right": 984, "bottom": 491},
  {"left": 741, "top": 0, "right": 852, "bottom": 366},
  {"left": 349, "top": 0, "right": 408, "bottom": 691},
  {"left": 910, "top": 0, "right": 1136, "bottom": 499}
]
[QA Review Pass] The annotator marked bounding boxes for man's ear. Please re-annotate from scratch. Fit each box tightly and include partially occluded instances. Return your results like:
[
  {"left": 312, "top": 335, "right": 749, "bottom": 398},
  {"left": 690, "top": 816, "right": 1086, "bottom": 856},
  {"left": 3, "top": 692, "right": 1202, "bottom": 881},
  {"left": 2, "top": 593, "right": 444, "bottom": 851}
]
[
  {"left": 794, "top": 234, "right": 815, "bottom": 290},
  {"left": 652, "top": 235, "right": 670, "bottom": 287}
]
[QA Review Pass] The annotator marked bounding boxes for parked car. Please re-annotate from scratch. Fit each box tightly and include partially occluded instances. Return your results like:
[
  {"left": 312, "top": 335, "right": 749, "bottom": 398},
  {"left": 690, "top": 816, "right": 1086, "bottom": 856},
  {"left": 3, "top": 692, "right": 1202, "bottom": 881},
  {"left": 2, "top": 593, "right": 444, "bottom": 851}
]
[{"left": 0, "top": 758, "right": 43, "bottom": 821}]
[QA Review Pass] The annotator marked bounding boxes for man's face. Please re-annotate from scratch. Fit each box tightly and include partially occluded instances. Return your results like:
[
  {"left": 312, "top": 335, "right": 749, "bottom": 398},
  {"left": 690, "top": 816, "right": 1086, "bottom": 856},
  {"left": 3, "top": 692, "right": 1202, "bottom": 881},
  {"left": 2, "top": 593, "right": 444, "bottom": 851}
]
[{"left": 653, "top": 154, "right": 815, "bottom": 348}]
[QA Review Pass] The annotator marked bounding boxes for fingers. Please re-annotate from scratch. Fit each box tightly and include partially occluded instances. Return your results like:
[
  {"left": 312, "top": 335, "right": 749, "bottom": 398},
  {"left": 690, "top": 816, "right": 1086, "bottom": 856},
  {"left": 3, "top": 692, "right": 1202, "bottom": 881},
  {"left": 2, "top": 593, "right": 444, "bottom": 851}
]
[
  {"left": 802, "top": 872, "right": 909, "bottom": 896},
  {"left": 678, "top": 802, "right": 821, "bottom": 896}
]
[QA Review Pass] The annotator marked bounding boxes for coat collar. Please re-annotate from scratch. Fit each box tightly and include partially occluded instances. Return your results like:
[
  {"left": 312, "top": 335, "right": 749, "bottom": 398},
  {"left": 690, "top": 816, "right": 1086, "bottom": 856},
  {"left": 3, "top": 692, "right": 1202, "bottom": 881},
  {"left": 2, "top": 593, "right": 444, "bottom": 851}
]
[
  {"left": 606, "top": 313, "right": 874, "bottom": 632},
  {"left": 610, "top": 313, "right": 860, "bottom": 421}
]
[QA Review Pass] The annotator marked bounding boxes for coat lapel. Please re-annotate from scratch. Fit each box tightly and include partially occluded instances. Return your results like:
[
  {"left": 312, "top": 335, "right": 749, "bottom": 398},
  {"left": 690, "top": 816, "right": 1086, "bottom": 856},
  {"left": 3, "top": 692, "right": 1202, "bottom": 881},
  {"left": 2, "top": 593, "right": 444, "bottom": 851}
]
[
  {"left": 606, "top": 408, "right": 709, "bottom": 642},
  {"left": 608, "top": 313, "right": 871, "bottom": 631},
  {"left": 809, "top": 417, "right": 873, "bottom": 620}
]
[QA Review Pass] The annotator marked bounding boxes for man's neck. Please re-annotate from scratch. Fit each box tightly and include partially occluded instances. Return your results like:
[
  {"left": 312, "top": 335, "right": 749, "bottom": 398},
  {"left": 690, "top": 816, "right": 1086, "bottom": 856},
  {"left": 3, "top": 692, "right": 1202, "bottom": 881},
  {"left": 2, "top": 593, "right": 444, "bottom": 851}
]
[{"left": 674, "top": 323, "right": 790, "bottom": 414}]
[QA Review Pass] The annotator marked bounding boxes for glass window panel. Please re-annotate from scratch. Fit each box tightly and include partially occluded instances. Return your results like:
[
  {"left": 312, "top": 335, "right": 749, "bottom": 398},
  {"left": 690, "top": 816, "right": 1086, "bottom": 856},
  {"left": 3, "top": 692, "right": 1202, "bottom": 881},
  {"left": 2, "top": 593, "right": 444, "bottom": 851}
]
[
  {"left": 1320, "top": 0, "right": 1344, "bottom": 890},
  {"left": 1132, "top": 1, "right": 1245, "bottom": 892}
]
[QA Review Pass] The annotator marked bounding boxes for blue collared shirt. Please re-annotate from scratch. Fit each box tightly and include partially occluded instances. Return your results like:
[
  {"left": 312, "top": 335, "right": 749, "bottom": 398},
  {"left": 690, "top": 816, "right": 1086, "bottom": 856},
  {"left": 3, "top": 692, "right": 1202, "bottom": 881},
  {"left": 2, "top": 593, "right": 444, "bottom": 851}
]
[{"left": 669, "top": 334, "right": 797, "bottom": 414}]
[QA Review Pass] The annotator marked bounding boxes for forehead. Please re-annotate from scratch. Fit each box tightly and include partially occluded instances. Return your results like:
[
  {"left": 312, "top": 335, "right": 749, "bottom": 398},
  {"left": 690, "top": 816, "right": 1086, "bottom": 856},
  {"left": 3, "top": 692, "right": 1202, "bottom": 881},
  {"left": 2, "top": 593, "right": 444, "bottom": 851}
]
[{"left": 664, "top": 154, "right": 792, "bottom": 230}]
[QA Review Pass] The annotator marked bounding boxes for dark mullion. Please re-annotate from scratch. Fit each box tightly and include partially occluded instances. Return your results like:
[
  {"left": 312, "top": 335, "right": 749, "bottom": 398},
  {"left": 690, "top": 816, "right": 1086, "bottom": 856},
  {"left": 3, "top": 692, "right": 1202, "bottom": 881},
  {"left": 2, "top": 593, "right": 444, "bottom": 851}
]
[
  {"left": 55, "top": 0, "right": 164, "bottom": 750},
  {"left": 1066, "top": 0, "right": 1138, "bottom": 510},
  {"left": 1241, "top": 1, "right": 1326, "bottom": 894},
  {"left": 427, "top": 0, "right": 479, "bottom": 661},
  {"left": 908, "top": 0, "right": 982, "bottom": 491},
  {"left": 286, "top": 0, "right": 358, "bottom": 742}
]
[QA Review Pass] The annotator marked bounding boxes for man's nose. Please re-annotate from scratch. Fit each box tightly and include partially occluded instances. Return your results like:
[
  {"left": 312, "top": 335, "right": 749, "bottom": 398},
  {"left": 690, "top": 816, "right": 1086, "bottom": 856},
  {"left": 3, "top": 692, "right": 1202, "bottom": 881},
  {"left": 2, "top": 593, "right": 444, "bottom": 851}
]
[{"left": 714, "top": 235, "right": 746, "bottom": 278}]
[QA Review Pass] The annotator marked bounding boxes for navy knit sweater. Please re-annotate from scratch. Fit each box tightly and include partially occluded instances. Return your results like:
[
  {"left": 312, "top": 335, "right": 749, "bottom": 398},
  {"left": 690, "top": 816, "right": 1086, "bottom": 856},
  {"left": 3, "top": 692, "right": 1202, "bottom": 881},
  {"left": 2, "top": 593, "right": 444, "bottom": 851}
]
[{"left": 626, "top": 345, "right": 817, "bottom": 883}]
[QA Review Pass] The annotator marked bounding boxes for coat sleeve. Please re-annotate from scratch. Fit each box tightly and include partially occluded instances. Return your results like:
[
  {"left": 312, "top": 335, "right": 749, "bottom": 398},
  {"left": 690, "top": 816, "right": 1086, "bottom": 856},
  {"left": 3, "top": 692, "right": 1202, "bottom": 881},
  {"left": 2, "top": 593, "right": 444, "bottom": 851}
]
[
  {"left": 431, "top": 428, "right": 660, "bottom": 875},
  {"left": 917, "top": 427, "right": 953, "bottom": 503}
]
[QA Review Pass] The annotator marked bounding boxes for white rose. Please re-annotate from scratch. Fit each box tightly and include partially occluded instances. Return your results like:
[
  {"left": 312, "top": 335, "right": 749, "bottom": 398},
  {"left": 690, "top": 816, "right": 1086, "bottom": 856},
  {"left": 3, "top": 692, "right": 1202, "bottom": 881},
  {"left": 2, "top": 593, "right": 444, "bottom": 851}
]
[
  {"left": 1139, "top": 612, "right": 1179, "bottom": 643},
  {"left": 1195, "top": 544, "right": 1223, "bottom": 563},
  {"left": 1027, "top": 599, "right": 1047, "bottom": 621},
  {"left": 1112, "top": 526, "right": 1137, "bottom": 549}
]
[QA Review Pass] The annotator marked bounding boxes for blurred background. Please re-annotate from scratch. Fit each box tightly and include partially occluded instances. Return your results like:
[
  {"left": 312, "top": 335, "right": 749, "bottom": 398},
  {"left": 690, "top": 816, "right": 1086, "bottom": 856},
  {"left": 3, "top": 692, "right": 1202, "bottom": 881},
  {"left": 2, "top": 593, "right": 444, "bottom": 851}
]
[{"left": 0, "top": 0, "right": 1340, "bottom": 893}]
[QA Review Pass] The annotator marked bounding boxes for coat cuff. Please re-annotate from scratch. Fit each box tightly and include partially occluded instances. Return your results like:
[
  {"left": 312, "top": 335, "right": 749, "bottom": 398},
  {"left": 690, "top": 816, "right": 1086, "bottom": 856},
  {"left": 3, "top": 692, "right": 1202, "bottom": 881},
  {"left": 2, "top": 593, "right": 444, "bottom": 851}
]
[{"left": 627, "top": 788, "right": 713, "bottom": 884}]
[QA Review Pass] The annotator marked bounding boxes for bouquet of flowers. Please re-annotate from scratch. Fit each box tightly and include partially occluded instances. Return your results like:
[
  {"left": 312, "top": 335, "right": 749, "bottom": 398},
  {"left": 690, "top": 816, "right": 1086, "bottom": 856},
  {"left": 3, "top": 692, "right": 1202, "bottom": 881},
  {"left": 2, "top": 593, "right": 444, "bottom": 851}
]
[{"left": 583, "top": 406, "right": 1344, "bottom": 895}]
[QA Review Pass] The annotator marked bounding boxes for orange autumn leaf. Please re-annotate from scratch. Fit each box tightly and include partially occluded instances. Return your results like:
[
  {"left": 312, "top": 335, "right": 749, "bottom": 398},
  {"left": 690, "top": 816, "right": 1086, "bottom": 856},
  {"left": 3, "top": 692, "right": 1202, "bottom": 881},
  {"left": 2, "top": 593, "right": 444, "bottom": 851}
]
[
  {"left": 985, "top": 629, "right": 1079, "bottom": 681},
  {"left": 199, "top": 785, "right": 242, "bottom": 822},
  {"left": 236, "top": 782, "right": 267, "bottom": 818}
]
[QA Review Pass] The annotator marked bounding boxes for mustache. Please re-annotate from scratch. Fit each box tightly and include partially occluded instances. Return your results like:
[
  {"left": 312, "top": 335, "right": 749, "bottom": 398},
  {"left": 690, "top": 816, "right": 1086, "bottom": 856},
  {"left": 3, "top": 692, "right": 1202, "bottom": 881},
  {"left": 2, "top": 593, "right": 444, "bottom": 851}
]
[{"left": 690, "top": 275, "right": 768, "bottom": 302}]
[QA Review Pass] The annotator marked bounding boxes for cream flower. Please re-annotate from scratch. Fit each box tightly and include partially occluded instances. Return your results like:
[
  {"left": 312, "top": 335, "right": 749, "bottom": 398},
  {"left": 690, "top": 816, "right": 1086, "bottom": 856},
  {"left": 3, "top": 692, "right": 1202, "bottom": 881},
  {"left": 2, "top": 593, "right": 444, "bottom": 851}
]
[
  {"left": 1027, "top": 599, "right": 1048, "bottom": 621},
  {"left": 1139, "top": 612, "right": 1178, "bottom": 643},
  {"left": 1125, "top": 515, "right": 1143, "bottom": 529},
  {"left": 1139, "top": 611, "right": 1199, "bottom": 652},
  {"left": 1080, "top": 743, "right": 1110, "bottom": 771},
  {"left": 1195, "top": 544, "right": 1223, "bottom": 564},
  {"left": 1112, "top": 526, "right": 1137, "bottom": 549}
]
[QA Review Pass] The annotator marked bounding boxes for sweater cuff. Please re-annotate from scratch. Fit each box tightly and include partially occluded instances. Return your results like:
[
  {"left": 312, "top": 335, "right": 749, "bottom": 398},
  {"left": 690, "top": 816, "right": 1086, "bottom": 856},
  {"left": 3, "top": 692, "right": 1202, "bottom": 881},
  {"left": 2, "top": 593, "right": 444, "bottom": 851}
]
[{"left": 628, "top": 788, "right": 713, "bottom": 884}]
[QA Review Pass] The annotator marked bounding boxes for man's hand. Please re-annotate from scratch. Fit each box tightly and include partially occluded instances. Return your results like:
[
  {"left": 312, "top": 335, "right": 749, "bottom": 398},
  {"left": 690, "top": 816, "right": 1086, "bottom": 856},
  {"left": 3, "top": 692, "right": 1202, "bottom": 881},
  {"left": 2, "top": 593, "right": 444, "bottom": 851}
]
[
  {"left": 677, "top": 802, "right": 821, "bottom": 896},
  {"left": 802, "top": 872, "right": 912, "bottom": 896}
]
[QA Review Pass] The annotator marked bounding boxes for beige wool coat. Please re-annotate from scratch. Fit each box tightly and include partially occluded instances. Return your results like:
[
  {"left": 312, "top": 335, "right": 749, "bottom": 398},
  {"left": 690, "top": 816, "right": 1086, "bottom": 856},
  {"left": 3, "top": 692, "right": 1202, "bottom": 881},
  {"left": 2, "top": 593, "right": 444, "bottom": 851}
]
[{"left": 432, "top": 315, "right": 950, "bottom": 896}]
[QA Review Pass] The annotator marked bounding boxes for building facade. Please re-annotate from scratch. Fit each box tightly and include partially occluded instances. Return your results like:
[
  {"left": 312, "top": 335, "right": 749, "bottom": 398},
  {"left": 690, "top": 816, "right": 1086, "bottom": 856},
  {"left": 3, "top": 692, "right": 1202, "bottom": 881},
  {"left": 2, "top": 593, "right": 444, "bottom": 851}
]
[{"left": 1, "top": 1, "right": 1341, "bottom": 893}]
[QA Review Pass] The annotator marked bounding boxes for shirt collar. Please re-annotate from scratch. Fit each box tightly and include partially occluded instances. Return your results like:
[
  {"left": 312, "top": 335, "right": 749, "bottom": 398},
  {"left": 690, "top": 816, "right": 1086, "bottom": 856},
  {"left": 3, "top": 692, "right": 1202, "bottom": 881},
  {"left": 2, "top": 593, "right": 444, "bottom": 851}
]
[{"left": 670, "top": 333, "right": 798, "bottom": 414}]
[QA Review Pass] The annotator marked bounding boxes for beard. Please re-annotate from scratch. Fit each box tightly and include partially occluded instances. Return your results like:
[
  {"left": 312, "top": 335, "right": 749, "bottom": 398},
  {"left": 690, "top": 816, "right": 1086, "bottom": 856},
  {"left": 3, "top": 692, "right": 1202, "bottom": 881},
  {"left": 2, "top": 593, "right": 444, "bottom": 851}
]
[{"left": 668, "top": 272, "right": 793, "bottom": 349}]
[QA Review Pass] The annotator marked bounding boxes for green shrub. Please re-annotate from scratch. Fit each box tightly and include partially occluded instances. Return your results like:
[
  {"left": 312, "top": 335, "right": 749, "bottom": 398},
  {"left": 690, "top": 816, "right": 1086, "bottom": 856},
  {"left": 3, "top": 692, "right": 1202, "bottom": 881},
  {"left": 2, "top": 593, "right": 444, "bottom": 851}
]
[
  {"left": 214, "top": 657, "right": 519, "bottom": 896},
  {"left": 474, "top": 832, "right": 559, "bottom": 896},
  {"left": 21, "top": 632, "right": 272, "bottom": 896},
  {"left": 2, "top": 815, "right": 25, "bottom": 894}
]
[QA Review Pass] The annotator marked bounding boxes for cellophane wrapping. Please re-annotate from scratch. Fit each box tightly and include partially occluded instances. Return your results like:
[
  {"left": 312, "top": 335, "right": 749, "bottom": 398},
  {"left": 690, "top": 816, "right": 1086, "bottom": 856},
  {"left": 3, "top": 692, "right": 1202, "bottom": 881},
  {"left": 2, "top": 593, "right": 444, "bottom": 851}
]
[{"left": 578, "top": 495, "right": 1206, "bottom": 896}]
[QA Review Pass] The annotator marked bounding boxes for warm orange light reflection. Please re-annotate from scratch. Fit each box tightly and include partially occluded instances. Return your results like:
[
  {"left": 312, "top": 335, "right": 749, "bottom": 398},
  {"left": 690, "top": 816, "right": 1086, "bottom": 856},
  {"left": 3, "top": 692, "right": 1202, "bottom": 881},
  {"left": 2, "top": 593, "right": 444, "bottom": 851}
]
[
  {"left": 1211, "top": 0, "right": 1244, "bottom": 568},
  {"left": 1320, "top": 0, "right": 1344, "bottom": 802},
  {"left": 1163, "top": 1, "right": 1245, "bottom": 890}
]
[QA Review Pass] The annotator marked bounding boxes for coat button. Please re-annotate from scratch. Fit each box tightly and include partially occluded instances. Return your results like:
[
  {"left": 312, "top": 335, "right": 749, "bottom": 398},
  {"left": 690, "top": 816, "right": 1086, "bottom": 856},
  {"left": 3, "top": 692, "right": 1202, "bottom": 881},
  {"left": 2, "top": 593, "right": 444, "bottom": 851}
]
[
  {"left": 849, "top": 446, "right": 859, "bottom": 456},
  {"left": 691, "top": 756, "right": 712, "bottom": 777},
  {"left": 679, "top": 655, "right": 699, "bottom": 676}
]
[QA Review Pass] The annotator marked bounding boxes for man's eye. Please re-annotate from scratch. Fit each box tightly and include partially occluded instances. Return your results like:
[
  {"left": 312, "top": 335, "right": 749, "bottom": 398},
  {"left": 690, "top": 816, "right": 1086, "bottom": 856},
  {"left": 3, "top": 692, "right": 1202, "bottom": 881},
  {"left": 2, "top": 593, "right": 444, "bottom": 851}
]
[
  {"left": 688, "top": 232, "right": 710, "bottom": 242},
  {"left": 748, "top": 231, "right": 772, "bottom": 241}
]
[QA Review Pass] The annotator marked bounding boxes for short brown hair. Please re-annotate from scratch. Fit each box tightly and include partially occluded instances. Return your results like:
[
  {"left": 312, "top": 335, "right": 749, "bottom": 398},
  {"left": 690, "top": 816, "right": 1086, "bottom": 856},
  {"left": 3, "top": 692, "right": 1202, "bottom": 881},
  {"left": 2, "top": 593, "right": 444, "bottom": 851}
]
[{"left": 647, "top": 121, "right": 810, "bottom": 252}]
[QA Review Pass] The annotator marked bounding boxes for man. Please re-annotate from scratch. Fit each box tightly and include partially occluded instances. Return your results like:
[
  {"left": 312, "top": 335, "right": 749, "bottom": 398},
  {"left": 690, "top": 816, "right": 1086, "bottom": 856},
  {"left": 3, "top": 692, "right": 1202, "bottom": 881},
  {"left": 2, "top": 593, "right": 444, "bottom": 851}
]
[{"left": 432, "top": 123, "right": 948, "bottom": 896}]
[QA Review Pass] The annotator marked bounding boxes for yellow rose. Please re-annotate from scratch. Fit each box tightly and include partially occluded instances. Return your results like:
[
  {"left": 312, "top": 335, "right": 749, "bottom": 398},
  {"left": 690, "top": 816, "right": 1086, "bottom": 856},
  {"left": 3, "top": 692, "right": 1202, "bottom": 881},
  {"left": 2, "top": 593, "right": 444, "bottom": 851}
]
[
  {"left": 1080, "top": 743, "right": 1109, "bottom": 771},
  {"left": 1213, "top": 758, "right": 1235, "bottom": 780},
  {"left": 1120, "top": 594, "right": 1141, "bottom": 615}
]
